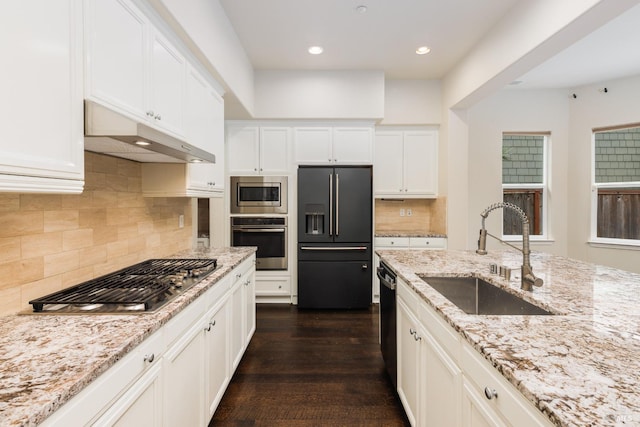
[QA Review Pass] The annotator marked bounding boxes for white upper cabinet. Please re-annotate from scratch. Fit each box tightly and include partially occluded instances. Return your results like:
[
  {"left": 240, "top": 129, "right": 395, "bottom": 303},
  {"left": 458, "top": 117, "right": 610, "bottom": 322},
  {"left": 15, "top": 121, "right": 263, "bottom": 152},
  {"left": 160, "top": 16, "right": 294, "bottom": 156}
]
[
  {"left": 149, "top": 31, "right": 185, "bottom": 136},
  {"left": 226, "top": 125, "right": 290, "bottom": 175},
  {"left": 374, "top": 129, "right": 438, "bottom": 198},
  {"left": 0, "top": 0, "right": 84, "bottom": 193},
  {"left": 85, "top": 0, "right": 186, "bottom": 140},
  {"left": 294, "top": 126, "right": 373, "bottom": 165}
]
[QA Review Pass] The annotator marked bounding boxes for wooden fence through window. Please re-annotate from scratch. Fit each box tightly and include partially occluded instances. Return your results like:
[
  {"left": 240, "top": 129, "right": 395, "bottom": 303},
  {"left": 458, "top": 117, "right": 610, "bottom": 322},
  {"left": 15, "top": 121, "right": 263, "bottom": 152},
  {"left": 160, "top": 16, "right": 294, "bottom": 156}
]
[
  {"left": 597, "top": 189, "right": 640, "bottom": 239},
  {"left": 503, "top": 189, "right": 543, "bottom": 235}
]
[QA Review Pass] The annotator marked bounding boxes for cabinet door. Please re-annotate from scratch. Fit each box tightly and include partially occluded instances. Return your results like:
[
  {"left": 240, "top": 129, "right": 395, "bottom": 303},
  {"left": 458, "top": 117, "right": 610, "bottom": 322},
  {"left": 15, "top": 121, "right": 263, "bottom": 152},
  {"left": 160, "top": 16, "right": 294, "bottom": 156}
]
[
  {"left": 208, "top": 89, "right": 225, "bottom": 191},
  {"left": 229, "top": 278, "right": 245, "bottom": 371},
  {"left": 149, "top": 30, "right": 185, "bottom": 136},
  {"left": 396, "top": 297, "right": 420, "bottom": 427},
  {"left": 227, "top": 126, "right": 260, "bottom": 174},
  {"left": 163, "top": 321, "right": 205, "bottom": 427},
  {"left": 260, "top": 127, "right": 290, "bottom": 174},
  {"left": 404, "top": 131, "right": 438, "bottom": 197},
  {"left": 294, "top": 127, "right": 332, "bottom": 164},
  {"left": 0, "top": 0, "right": 84, "bottom": 191},
  {"left": 205, "top": 301, "right": 230, "bottom": 419},
  {"left": 243, "top": 269, "right": 256, "bottom": 343},
  {"left": 462, "top": 378, "right": 508, "bottom": 427},
  {"left": 85, "top": 0, "right": 147, "bottom": 120},
  {"left": 374, "top": 131, "right": 404, "bottom": 195},
  {"left": 94, "top": 363, "right": 163, "bottom": 427},
  {"left": 332, "top": 127, "right": 373, "bottom": 164},
  {"left": 422, "top": 332, "right": 462, "bottom": 427}
]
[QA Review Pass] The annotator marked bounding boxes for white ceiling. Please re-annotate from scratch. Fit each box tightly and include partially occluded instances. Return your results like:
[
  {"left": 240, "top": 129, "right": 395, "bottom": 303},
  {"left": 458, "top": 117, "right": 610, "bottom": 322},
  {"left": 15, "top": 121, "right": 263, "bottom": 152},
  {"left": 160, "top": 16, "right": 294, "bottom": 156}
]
[
  {"left": 219, "top": 0, "right": 640, "bottom": 89},
  {"left": 218, "top": 0, "right": 519, "bottom": 79}
]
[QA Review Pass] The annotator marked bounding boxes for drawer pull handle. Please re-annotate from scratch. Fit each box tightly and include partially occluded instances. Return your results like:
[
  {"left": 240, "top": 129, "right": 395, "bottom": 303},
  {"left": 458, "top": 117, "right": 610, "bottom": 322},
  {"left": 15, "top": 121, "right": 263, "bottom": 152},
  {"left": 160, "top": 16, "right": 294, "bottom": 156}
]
[
  {"left": 143, "top": 353, "right": 155, "bottom": 363},
  {"left": 205, "top": 320, "right": 216, "bottom": 332},
  {"left": 484, "top": 387, "right": 498, "bottom": 400},
  {"left": 409, "top": 328, "right": 416, "bottom": 336}
]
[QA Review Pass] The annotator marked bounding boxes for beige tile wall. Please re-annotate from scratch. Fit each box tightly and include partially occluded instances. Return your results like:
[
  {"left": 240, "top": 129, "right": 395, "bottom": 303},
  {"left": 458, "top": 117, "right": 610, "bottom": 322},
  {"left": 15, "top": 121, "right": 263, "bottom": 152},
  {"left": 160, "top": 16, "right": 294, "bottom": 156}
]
[
  {"left": 0, "top": 152, "right": 193, "bottom": 315},
  {"left": 375, "top": 197, "right": 447, "bottom": 235}
]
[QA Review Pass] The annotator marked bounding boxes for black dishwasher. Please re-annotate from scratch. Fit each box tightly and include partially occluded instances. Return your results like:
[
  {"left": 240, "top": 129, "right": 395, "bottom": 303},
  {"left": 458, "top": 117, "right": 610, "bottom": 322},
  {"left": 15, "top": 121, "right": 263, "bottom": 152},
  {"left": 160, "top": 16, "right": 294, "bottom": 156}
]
[{"left": 377, "top": 260, "right": 397, "bottom": 388}]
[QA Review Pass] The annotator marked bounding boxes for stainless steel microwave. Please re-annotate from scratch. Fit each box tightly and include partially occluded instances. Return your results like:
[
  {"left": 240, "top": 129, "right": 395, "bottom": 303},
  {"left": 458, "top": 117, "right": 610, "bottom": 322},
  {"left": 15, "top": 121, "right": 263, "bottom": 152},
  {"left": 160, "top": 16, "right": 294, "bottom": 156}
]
[{"left": 230, "top": 176, "right": 288, "bottom": 214}]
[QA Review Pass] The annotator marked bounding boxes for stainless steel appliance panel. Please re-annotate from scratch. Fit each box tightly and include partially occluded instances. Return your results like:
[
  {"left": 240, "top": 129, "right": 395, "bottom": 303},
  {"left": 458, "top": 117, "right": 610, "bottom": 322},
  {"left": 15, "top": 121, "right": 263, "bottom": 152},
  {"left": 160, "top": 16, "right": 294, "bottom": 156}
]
[
  {"left": 230, "top": 176, "right": 288, "bottom": 214},
  {"left": 231, "top": 217, "right": 287, "bottom": 270}
]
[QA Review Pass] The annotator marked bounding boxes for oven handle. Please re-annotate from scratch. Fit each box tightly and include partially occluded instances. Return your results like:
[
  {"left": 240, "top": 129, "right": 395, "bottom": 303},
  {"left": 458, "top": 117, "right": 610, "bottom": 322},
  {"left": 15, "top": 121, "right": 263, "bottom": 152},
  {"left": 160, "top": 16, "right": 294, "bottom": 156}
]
[
  {"left": 376, "top": 267, "right": 396, "bottom": 290},
  {"left": 233, "top": 228, "right": 286, "bottom": 233},
  {"left": 300, "top": 246, "right": 367, "bottom": 251}
]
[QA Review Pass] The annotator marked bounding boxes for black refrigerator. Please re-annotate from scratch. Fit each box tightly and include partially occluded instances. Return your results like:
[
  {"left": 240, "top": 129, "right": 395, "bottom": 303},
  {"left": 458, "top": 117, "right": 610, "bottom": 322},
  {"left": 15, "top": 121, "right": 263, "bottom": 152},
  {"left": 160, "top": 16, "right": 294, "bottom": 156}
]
[{"left": 297, "top": 166, "right": 372, "bottom": 309}]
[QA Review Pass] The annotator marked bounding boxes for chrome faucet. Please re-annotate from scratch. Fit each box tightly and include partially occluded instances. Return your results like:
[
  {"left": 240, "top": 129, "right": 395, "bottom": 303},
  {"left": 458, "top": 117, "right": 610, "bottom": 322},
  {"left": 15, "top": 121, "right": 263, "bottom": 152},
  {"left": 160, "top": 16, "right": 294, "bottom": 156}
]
[{"left": 476, "top": 202, "right": 543, "bottom": 291}]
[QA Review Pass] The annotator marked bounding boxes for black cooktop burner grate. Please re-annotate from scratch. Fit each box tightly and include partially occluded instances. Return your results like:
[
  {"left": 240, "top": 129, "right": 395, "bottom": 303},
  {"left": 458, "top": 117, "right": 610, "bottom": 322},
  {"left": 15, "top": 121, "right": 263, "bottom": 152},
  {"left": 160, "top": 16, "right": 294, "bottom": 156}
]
[{"left": 29, "top": 258, "right": 217, "bottom": 313}]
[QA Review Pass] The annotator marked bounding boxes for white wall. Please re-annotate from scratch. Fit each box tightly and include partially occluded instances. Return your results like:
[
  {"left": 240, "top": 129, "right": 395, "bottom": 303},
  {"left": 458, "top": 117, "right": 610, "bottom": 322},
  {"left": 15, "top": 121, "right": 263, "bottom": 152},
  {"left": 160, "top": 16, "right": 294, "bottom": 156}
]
[
  {"left": 379, "top": 80, "right": 441, "bottom": 125},
  {"left": 253, "top": 70, "right": 384, "bottom": 119},
  {"left": 567, "top": 75, "right": 640, "bottom": 272},
  {"left": 466, "top": 89, "right": 570, "bottom": 256}
]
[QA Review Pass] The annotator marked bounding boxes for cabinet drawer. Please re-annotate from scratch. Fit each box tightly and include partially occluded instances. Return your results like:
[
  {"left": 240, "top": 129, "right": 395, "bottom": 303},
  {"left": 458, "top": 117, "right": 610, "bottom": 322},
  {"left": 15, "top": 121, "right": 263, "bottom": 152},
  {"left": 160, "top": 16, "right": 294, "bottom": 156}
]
[
  {"left": 461, "top": 343, "right": 552, "bottom": 427},
  {"left": 409, "top": 237, "right": 447, "bottom": 249},
  {"left": 165, "top": 296, "right": 206, "bottom": 346},
  {"left": 418, "top": 300, "right": 460, "bottom": 360},
  {"left": 375, "top": 237, "right": 410, "bottom": 247},
  {"left": 205, "top": 275, "right": 231, "bottom": 308},
  {"left": 40, "top": 328, "right": 165, "bottom": 426},
  {"left": 256, "top": 276, "right": 290, "bottom": 295}
]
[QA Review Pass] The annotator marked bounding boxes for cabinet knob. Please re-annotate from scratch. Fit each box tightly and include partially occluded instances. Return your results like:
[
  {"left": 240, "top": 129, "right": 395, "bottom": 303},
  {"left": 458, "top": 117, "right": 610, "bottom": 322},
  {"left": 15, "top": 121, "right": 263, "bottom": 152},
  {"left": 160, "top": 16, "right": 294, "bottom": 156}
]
[
  {"left": 143, "top": 353, "right": 155, "bottom": 363},
  {"left": 484, "top": 387, "right": 498, "bottom": 400},
  {"left": 147, "top": 110, "right": 154, "bottom": 117},
  {"left": 154, "top": 114, "right": 161, "bottom": 120}
]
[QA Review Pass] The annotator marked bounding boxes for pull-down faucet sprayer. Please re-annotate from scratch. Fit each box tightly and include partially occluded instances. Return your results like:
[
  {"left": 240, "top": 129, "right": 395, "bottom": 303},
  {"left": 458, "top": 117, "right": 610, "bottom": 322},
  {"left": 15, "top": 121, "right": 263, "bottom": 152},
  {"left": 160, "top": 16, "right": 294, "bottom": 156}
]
[{"left": 476, "top": 202, "right": 543, "bottom": 291}]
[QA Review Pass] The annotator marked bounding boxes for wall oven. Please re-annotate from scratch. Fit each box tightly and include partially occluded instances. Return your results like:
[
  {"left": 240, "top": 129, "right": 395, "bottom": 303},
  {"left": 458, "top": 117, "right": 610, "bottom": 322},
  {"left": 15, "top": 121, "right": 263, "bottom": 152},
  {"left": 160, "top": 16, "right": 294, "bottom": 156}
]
[
  {"left": 230, "top": 176, "right": 288, "bottom": 214},
  {"left": 231, "top": 217, "right": 287, "bottom": 270}
]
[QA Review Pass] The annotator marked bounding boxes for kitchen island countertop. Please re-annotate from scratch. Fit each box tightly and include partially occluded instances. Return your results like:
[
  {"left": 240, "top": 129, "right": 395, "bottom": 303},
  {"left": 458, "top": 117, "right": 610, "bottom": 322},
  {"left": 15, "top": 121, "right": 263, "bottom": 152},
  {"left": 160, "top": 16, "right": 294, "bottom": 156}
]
[
  {"left": 0, "top": 247, "right": 255, "bottom": 427},
  {"left": 377, "top": 248, "right": 640, "bottom": 427}
]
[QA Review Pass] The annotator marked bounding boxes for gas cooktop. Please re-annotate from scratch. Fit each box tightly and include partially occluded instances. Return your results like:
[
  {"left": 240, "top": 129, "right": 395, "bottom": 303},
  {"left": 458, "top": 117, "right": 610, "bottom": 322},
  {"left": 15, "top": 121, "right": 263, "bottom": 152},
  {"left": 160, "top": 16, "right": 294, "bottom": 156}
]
[{"left": 28, "top": 258, "right": 218, "bottom": 314}]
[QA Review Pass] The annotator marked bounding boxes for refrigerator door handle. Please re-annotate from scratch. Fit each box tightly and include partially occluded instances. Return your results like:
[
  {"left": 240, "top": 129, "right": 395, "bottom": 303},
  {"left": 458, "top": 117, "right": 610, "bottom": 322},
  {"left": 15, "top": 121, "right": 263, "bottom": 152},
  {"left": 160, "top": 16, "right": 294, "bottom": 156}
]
[
  {"left": 336, "top": 173, "right": 339, "bottom": 236},
  {"left": 329, "top": 173, "right": 333, "bottom": 236}
]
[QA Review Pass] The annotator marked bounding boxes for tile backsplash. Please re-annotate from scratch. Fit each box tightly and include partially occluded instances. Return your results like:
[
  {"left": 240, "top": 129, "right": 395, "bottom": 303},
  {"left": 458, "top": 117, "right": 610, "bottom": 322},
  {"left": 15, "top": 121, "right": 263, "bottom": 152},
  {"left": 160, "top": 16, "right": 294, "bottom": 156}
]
[
  {"left": 0, "top": 152, "right": 192, "bottom": 315},
  {"left": 375, "top": 197, "right": 446, "bottom": 235}
]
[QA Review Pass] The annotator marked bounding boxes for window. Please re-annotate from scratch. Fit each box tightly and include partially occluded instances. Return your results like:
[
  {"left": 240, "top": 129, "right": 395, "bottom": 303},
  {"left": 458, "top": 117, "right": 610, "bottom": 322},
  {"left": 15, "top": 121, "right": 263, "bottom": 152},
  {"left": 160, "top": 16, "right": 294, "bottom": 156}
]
[
  {"left": 592, "top": 125, "right": 640, "bottom": 243},
  {"left": 501, "top": 133, "right": 548, "bottom": 238}
]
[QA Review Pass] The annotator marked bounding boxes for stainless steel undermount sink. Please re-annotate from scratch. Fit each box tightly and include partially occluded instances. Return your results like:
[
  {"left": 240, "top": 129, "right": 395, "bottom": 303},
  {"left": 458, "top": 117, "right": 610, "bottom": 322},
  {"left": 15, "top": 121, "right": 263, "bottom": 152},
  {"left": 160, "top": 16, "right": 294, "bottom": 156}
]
[{"left": 418, "top": 276, "right": 553, "bottom": 315}]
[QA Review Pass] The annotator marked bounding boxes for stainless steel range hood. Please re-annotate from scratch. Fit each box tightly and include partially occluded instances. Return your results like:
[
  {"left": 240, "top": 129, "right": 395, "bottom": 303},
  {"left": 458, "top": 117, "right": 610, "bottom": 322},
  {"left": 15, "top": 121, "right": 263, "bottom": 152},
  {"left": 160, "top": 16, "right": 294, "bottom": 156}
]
[{"left": 84, "top": 100, "right": 216, "bottom": 163}]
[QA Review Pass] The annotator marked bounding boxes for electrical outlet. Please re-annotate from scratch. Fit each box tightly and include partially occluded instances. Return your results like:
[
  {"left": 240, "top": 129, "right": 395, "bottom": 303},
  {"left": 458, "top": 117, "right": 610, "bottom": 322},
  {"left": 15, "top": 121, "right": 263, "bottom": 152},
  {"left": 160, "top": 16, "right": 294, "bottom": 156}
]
[
  {"left": 400, "top": 208, "right": 405, "bottom": 217},
  {"left": 407, "top": 209, "right": 412, "bottom": 217},
  {"left": 179, "top": 215, "right": 184, "bottom": 228}
]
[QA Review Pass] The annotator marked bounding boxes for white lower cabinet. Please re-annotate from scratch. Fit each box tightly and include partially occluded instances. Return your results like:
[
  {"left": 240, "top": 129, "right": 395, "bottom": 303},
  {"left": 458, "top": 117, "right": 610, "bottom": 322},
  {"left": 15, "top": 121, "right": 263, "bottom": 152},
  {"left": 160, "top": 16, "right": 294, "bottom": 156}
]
[
  {"left": 94, "top": 363, "right": 163, "bottom": 427},
  {"left": 395, "top": 278, "right": 552, "bottom": 427},
  {"left": 163, "top": 315, "right": 207, "bottom": 427},
  {"left": 229, "top": 261, "right": 256, "bottom": 371},
  {"left": 397, "top": 281, "right": 461, "bottom": 427},
  {"left": 205, "top": 299, "right": 230, "bottom": 419},
  {"left": 40, "top": 254, "right": 256, "bottom": 427}
]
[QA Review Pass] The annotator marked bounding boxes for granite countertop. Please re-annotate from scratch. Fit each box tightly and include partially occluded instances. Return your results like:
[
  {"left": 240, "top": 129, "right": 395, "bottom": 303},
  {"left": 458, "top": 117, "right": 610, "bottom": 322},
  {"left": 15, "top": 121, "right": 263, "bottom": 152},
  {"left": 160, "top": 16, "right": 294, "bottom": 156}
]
[
  {"left": 0, "top": 247, "right": 255, "bottom": 427},
  {"left": 375, "top": 232, "right": 447, "bottom": 238},
  {"left": 377, "top": 248, "right": 640, "bottom": 427}
]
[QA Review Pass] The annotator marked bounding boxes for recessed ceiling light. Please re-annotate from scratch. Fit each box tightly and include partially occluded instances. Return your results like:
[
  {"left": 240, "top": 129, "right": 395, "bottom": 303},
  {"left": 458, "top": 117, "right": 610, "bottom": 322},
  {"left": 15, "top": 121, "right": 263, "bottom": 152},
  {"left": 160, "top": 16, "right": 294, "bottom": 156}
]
[
  {"left": 356, "top": 5, "right": 368, "bottom": 13},
  {"left": 135, "top": 140, "right": 151, "bottom": 146},
  {"left": 308, "top": 46, "right": 324, "bottom": 55},
  {"left": 416, "top": 46, "right": 431, "bottom": 55}
]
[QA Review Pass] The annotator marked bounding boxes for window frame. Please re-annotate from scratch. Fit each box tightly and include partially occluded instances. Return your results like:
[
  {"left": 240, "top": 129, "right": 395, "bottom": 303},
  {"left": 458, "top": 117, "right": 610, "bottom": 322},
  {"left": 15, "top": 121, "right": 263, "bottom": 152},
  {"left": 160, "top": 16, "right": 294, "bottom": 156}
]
[
  {"left": 501, "top": 132, "right": 549, "bottom": 242},
  {"left": 590, "top": 125, "right": 640, "bottom": 246}
]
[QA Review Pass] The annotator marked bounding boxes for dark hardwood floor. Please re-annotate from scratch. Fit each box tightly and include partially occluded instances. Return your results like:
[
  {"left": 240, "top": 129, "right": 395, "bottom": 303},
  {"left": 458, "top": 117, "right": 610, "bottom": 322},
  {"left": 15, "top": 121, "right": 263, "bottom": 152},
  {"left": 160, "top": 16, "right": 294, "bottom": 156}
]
[{"left": 210, "top": 304, "right": 410, "bottom": 427}]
